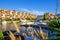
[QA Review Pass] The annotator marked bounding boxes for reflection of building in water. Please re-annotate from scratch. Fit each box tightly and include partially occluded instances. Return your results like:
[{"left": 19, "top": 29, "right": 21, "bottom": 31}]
[
  {"left": 0, "top": 9, "right": 37, "bottom": 20},
  {"left": 2, "top": 21, "right": 16, "bottom": 31},
  {"left": 0, "top": 23, "right": 2, "bottom": 30},
  {"left": 2, "top": 21, "right": 7, "bottom": 31}
]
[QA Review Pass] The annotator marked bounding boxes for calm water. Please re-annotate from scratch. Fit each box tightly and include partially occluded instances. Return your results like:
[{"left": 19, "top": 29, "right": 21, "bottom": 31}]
[{"left": 0, "top": 21, "right": 57, "bottom": 40}]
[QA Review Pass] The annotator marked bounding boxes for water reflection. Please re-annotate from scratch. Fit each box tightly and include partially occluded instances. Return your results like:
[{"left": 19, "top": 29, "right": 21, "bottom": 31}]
[
  {"left": 1, "top": 21, "right": 46, "bottom": 40},
  {"left": 1, "top": 21, "right": 58, "bottom": 40},
  {"left": 0, "top": 22, "right": 2, "bottom": 30},
  {"left": 2, "top": 21, "right": 16, "bottom": 31},
  {"left": 2, "top": 21, "right": 7, "bottom": 31}
]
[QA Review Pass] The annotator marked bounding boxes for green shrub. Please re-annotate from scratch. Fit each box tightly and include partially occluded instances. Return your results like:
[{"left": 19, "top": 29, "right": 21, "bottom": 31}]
[
  {"left": 47, "top": 18, "right": 60, "bottom": 28},
  {"left": 13, "top": 18, "right": 20, "bottom": 22},
  {"left": 0, "top": 30, "right": 4, "bottom": 40},
  {"left": 26, "top": 18, "right": 30, "bottom": 20},
  {"left": 5, "top": 18, "right": 12, "bottom": 21},
  {"left": 26, "top": 18, "right": 37, "bottom": 20},
  {"left": 32, "top": 18, "right": 37, "bottom": 20},
  {"left": 47, "top": 18, "right": 60, "bottom": 39}
]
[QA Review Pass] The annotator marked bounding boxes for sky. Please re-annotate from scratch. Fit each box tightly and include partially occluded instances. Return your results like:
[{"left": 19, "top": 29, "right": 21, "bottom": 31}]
[{"left": 0, "top": 0, "right": 60, "bottom": 15}]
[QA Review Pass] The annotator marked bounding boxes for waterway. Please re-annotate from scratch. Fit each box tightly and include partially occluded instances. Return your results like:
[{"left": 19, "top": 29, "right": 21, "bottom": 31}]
[{"left": 0, "top": 21, "right": 58, "bottom": 40}]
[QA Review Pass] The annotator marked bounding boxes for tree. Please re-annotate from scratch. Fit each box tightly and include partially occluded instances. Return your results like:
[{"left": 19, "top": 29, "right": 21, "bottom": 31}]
[{"left": 43, "top": 12, "right": 49, "bottom": 20}]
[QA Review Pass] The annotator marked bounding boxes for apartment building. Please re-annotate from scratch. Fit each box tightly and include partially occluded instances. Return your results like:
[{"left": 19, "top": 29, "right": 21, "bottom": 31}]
[
  {"left": 49, "top": 14, "right": 58, "bottom": 19},
  {"left": 43, "top": 12, "right": 58, "bottom": 20},
  {"left": 0, "top": 9, "right": 37, "bottom": 20}
]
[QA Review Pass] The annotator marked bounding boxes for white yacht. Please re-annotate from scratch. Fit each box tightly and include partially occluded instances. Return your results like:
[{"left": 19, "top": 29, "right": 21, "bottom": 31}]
[{"left": 20, "top": 19, "right": 27, "bottom": 25}]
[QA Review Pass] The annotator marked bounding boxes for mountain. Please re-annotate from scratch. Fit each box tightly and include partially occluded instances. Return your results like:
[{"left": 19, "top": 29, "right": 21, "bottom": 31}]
[
  {"left": 37, "top": 15, "right": 43, "bottom": 19},
  {"left": 56, "top": 14, "right": 60, "bottom": 17}
]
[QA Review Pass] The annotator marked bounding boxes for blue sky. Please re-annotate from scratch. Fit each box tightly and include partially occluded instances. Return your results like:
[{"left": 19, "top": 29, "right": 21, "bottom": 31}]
[{"left": 0, "top": 0, "right": 60, "bottom": 15}]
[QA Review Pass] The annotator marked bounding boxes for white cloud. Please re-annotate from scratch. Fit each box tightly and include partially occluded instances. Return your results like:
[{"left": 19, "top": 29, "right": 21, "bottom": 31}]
[
  {"left": 18, "top": 8, "right": 45, "bottom": 15},
  {"left": 18, "top": 8, "right": 31, "bottom": 12}
]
